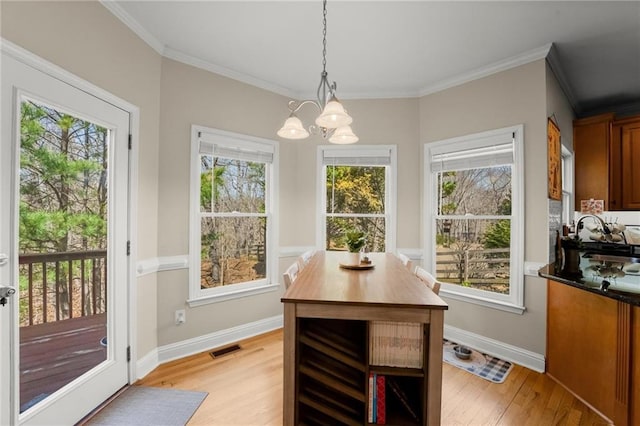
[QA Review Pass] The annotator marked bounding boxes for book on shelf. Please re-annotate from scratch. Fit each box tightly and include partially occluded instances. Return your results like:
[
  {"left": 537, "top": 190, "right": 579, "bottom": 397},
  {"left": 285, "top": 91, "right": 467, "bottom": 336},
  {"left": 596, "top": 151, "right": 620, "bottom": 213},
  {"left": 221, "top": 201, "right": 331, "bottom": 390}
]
[
  {"left": 387, "top": 377, "right": 420, "bottom": 423},
  {"left": 368, "top": 373, "right": 387, "bottom": 424},
  {"left": 369, "top": 321, "right": 423, "bottom": 368},
  {"left": 368, "top": 373, "right": 374, "bottom": 423},
  {"left": 376, "top": 374, "right": 386, "bottom": 424}
]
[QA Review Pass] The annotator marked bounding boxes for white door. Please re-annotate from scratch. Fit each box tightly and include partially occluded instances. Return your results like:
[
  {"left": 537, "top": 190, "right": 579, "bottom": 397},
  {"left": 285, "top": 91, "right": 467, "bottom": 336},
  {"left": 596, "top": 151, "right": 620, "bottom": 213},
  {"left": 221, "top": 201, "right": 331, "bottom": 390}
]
[{"left": 1, "top": 53, "right": 130, "bottom": 425}]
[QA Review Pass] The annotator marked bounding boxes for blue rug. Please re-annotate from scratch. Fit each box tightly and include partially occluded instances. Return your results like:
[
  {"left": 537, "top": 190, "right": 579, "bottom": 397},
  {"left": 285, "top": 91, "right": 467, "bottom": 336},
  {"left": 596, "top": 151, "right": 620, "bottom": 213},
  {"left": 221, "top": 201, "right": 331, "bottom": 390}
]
[{"left": 86, "top": 386, "right": 207, "bottom": 425}]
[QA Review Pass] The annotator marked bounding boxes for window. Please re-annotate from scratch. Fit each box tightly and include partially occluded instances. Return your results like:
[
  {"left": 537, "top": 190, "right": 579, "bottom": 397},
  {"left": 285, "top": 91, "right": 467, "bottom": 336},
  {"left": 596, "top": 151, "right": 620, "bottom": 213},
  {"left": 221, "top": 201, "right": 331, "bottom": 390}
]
[
  {"left": 189, "top": 126, "right": 278, "bottom": 306},
  {"left": 561, "top": 145, "right": 574, "bottom": 226},
  {"left": 424, "top": 125, "right": 524, "bottom": 313},
  {"left": 317, "top": 145, "right": 396, "bottom": 253}
]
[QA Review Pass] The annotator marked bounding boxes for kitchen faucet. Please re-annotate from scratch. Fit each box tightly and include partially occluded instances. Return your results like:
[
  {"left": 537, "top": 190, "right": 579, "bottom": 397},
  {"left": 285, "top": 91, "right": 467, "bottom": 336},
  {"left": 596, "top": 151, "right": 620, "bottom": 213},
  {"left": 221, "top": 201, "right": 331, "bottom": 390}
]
[
  {"left": 575, "top": 214, "right": 628, "bottom": 244},
  {"left": 575, "top": 214, "right": 611, "bottom": 235}
]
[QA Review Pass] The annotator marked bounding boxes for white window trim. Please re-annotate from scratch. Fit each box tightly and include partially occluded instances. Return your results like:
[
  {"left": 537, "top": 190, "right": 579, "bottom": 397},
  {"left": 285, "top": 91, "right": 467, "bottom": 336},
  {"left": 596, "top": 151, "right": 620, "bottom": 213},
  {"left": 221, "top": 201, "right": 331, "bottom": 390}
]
[
  {"left": 316, "top": 144, "right": 397, "bottom": 253},
  {"left": 424, "top": 125, "right": 525, "bottom": 314},
  {"left": 188, "top": 125, "right": 279, "bottom": 307},
  {"left": 561, "top": 144, "right": 574, "bottom": 226}
]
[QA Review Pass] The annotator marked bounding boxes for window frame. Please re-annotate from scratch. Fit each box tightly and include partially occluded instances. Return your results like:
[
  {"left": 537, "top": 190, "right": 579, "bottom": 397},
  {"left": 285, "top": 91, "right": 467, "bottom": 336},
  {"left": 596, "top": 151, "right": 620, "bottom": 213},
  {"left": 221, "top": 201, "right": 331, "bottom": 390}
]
[
  {"left": 424, "top": 125, "right": 525, "bottom": 314},
  {"left": 188, "top": 125, "right": 279, "bottom": 307},
  {"left": 561, "top": 144, "right": 574, "bottom": 226},
  {"left": 316, "top": 145, "right": 397, "bottom": 254}
]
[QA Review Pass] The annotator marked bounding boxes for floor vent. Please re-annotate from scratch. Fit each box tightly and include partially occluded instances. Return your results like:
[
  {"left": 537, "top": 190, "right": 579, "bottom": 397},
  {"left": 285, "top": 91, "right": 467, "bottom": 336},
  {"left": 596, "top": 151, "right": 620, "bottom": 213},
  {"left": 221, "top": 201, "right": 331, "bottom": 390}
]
[{"left": 210, "top": 344, "right": 241, "bottom": 358}]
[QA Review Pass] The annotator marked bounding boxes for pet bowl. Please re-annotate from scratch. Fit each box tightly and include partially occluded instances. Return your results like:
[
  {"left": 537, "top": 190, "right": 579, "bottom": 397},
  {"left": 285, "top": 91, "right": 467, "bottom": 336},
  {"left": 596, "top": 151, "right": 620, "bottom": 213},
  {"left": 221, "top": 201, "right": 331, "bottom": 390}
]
[{"left": 453, "top": 345, "right": 472, "bottom": 360}]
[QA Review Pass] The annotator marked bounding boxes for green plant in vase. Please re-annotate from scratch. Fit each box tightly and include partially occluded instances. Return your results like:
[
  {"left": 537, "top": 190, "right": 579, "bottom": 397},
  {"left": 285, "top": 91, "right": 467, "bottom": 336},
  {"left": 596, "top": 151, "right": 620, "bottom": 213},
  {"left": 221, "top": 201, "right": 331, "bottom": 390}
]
[{"left": 344, "top": 230, "right": 367, "bottom": 264}]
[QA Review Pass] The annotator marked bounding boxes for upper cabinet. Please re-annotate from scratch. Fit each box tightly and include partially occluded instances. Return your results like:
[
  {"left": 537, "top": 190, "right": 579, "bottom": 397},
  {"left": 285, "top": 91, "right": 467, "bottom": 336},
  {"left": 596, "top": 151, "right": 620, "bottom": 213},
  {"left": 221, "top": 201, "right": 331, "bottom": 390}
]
[
  {"left": 617, "top": 117, "right": 640, "bottom": 210},
  {"left": 574, "top": 113, "right": 640, "bottom": 211}
]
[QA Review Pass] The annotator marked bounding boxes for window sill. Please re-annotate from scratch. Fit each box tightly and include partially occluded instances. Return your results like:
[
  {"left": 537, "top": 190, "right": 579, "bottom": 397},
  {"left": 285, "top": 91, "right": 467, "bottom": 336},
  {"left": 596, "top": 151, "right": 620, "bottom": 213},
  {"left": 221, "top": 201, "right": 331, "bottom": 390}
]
[
  {"left": 439, "top": 288, "right": 526, "bottom": 315},
  {"left": 187, "top": 283, "right": 280, "bottom": 307}
]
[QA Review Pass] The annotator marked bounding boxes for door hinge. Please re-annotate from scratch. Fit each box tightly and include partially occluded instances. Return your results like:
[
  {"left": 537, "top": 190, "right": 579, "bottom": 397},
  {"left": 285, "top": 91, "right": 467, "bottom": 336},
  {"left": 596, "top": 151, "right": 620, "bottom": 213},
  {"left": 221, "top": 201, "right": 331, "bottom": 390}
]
[
  {"left": 127, "top": 346, "right": 131, "bottom": 362},
  {"left": 126, "top": 240, "right": 131, "bottom": 256},
  {"left": 128, "top": 134, "right": 132, "bottom": 150}
]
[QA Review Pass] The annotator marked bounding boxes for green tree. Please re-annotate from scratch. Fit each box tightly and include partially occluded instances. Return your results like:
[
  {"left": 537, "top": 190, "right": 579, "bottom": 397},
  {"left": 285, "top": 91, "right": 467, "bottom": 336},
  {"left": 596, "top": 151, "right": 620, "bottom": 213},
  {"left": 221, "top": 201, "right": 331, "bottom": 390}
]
[
  {"left": 326, "top": 165, "right": 386, "bottom": 251},
  {"left": 482, "top": 220, "right": 511, "bottom": 249}
]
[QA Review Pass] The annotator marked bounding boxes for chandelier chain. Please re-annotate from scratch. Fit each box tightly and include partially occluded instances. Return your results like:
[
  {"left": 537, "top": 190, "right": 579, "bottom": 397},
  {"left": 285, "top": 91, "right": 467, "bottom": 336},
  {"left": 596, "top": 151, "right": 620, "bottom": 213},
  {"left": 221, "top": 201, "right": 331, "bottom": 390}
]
[
  {"left": 277, "top": 0, "right": 358, "bottom": 143},
  {"left": 322, "top": 0, "right": 327, "bottom": 74}
]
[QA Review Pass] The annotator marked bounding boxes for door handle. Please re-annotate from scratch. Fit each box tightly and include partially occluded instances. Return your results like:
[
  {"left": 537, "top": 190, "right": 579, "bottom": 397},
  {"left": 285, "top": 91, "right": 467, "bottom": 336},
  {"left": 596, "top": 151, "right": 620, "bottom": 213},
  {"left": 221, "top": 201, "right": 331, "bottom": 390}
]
[
  {"left": 0, "top": 286, "right": 16, "bottom": 306},
  {"left": 0, "top": 253, "right": 7, "bottom": 266}
]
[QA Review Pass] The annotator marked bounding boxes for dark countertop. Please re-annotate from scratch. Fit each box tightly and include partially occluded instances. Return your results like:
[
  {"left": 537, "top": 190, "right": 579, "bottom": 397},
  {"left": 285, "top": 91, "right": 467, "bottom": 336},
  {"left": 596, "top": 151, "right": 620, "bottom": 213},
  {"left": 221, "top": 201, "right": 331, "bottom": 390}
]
[{"left": 539, "top": 257, "right": 640, "bottom": 307}]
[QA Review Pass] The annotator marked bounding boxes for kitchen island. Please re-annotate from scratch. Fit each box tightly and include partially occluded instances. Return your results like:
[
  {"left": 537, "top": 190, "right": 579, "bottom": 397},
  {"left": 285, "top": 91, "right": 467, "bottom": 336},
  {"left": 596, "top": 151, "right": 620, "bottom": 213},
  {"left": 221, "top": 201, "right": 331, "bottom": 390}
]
[
  {"left": 281, "top": 251, "right": 448, "bottom": 426},
  {"left": 539, "top": 256, "right": 640, "bottom": 425}
]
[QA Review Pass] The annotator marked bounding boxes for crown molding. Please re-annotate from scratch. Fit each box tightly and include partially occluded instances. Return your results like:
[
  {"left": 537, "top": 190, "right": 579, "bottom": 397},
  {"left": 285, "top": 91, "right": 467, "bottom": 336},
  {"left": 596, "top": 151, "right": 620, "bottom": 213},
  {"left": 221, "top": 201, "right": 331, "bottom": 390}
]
[
  {"left": 163, "top": 47, "right": 299, "bottom": 99},
  {"left": 100, "top": 0, "right": 165, "bottom": 55},
  {"left": 419, "top": 43, "right": 553, "bottom": 97},
  {"left": 546, "top": 42, "right": 579, "bottom": 115}
]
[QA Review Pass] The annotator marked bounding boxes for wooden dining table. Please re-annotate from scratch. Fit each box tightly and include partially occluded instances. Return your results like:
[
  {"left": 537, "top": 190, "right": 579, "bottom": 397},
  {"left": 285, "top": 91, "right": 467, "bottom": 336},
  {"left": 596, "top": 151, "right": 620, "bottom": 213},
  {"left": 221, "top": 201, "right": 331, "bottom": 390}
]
[{"left": 281, "top": 251, "right": 448, "bottom": 425}]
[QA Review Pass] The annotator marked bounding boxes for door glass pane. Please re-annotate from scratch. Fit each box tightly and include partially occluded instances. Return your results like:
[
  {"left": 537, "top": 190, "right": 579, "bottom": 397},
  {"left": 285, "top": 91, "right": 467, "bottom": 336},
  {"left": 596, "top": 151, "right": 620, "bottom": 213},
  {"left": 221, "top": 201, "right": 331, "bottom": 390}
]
[{"left": 18, "top": 100, "right": 108, "bottom": 412}]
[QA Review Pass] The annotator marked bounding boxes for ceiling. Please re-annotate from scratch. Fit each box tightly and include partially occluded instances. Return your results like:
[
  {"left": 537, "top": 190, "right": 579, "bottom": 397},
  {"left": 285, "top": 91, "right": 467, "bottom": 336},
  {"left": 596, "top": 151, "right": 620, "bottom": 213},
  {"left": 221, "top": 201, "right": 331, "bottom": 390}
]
[{"left": 105, "top": 1, "right": 640, "bottom": 117}]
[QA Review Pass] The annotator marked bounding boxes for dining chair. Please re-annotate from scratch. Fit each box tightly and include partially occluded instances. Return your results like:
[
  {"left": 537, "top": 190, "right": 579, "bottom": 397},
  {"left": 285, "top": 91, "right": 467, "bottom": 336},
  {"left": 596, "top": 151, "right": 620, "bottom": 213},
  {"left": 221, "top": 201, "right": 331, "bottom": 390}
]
[
  {"left": 415, "top": 266, "right": 441, "bottom": 295},
  {"left": 297, "top": 249, "right": 315, "bottom": 271},
  {"left": 396, "top": 252, "right": 414, "bottom": 272},
  {"left": 283, "top": 261, "right": 300, "bottom": 290}
]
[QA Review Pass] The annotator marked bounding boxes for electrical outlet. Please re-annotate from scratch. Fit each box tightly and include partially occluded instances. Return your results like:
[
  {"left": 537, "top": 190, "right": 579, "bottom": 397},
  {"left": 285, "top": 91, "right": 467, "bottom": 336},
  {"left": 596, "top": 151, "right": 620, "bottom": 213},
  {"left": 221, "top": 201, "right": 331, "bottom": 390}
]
[{"left": 175, "top": 309, "right": 186, "bottom": 325}]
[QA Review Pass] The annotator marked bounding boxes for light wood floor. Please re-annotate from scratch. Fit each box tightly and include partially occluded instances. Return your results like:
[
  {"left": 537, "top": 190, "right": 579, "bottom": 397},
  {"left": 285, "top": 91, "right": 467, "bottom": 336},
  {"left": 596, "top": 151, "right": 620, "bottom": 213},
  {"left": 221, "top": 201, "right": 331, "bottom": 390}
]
[{"left": 136, "top": 329, "right": 609, "bottom": 425}]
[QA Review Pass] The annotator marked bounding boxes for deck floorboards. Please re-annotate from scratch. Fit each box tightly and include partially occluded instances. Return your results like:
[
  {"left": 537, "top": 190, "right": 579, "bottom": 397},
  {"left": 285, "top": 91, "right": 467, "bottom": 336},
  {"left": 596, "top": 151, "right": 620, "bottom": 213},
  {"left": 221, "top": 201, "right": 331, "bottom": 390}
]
[{"left": 19, "top": 313, "right": 106, "bottom": 411}]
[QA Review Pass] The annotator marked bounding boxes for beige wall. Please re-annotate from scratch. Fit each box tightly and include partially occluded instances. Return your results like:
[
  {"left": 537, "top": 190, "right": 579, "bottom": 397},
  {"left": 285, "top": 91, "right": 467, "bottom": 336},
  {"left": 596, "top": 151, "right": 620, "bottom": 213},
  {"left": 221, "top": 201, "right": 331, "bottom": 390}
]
[
  {"left": 156, "top": 58, "right": 292, "bottom": 344},
  {"left": 1, "top": 1, "right": 162, "bottom": 359},
  {"left": 419, "top": 60, "right": 549, "bottom": 354}
]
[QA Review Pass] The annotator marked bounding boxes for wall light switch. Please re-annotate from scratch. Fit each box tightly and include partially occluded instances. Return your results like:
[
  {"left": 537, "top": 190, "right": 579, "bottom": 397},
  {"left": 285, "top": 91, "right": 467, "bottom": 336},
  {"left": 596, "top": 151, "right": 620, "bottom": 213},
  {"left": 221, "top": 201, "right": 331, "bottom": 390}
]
[{"left": 175, "top": 309, "right": 186, "bottom": 325}]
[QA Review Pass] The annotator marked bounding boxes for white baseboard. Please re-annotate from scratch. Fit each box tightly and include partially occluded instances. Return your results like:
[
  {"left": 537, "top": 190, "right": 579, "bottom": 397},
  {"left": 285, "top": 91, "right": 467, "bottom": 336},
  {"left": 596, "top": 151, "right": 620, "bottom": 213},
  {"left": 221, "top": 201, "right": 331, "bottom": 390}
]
[
  {"left": 444, "top": 324, "right": 546, "bottom": 372},
  {"left": 136, "top": 348, "right": 160, "bottom": 380},
  {"left": 157, "top": 315, "right": 283, "bottom": 366}
]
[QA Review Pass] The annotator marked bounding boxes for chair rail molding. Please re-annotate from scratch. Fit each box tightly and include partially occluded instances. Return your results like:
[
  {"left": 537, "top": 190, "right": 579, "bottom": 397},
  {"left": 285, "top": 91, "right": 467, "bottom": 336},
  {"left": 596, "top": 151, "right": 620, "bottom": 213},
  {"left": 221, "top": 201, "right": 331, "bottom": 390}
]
[
  {"left": 137, "top": 247, "right": 321, "bottom": 277},
  {"left": 136, "top": 255, "right": 189, "bottom": 276}
]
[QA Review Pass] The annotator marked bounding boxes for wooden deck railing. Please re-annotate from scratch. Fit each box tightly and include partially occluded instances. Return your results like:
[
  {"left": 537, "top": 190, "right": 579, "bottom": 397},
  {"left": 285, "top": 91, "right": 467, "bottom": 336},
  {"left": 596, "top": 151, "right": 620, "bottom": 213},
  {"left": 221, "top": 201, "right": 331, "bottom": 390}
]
[
  {"left": 18, "top": 250, "right": 107, "bottom": 326},
  {"left": 436, "top": 247, "right": 510, "bottom": 288}
]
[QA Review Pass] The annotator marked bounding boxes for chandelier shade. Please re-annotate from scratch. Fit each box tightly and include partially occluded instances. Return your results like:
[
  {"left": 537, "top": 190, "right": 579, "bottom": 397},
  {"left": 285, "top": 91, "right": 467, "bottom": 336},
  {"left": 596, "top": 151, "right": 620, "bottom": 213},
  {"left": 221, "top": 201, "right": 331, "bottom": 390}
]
[
  {"left": 328, "top": 125, "right": 359, "bottom": 144},
  {"left": 315, "top": 96, "right": 353, "bottom": 129},
  {"left": 276, "top": 0, "right": 357, "bottom": 144},
  {"left": 277, "top": 115, "right": 310, "bottom": 139}
]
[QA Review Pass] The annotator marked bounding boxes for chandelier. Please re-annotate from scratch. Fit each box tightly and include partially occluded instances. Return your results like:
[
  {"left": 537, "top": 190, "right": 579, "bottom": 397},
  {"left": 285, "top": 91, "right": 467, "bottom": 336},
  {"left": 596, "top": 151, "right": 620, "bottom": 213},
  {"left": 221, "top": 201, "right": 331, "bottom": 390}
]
[{"left": 277, "top": 0, "right": 358, "bottom": 144}]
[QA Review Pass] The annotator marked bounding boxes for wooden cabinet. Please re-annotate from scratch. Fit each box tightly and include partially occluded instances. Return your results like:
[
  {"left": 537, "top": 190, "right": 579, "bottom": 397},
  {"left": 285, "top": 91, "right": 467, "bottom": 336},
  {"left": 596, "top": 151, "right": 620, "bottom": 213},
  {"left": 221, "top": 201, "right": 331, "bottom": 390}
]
[
  {"left": 574, "top": 113, "right": 614, "bottom": 210},
  {"left": 282, "top": 252, "right": 447, "bottom": 426},
  {"left": 618, "top": 117, "right": 640, "bottom": 209},
  {"left": 294, "top": 318, "right": 429, "bottom": 425},
  {"left": 631, "top": 306, "right": 640, "bottom": 426},
  {"left": 574, "top": 113, "right": 640, "bottom": 210},
  {"left": 547, "top": 280, "right": 635, "bottom": 425}
]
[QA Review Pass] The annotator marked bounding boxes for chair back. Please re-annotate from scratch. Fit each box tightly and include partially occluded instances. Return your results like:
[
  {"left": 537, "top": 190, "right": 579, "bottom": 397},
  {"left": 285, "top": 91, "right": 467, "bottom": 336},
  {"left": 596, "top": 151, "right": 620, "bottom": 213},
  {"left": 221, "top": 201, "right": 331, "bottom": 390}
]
[
  {"left": 396, "top": 252, "right": 414, "bottom": 272},
  {"left": 297, "top": 249, "right": 316, "bottom": 271},
  {"left": 415, "top": 266, "right": 441, "bottom": 295},
  {"left": 283, "top": 261, "right": 300, "bottom": 290}
]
